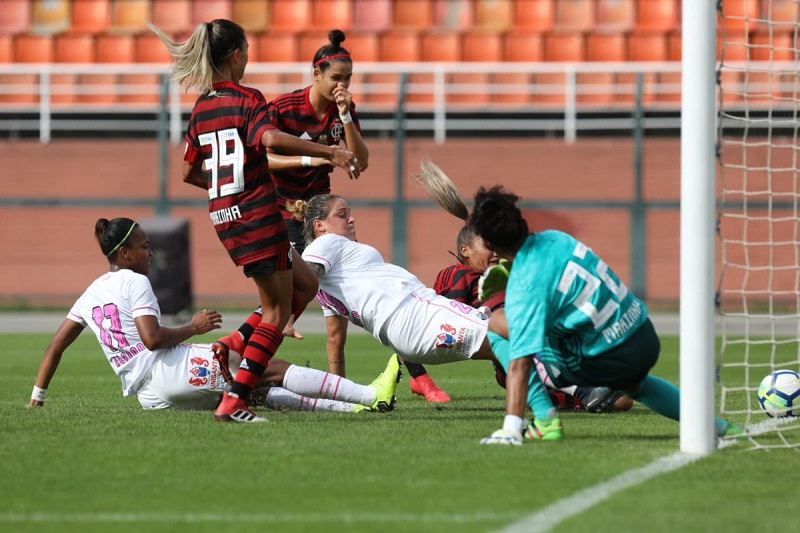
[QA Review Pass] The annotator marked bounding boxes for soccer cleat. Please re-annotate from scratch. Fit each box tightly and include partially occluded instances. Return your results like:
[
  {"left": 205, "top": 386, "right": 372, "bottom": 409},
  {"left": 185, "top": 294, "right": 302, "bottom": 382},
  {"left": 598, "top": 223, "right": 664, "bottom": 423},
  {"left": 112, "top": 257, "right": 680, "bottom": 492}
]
[
  {"left": 478, "top": 259, "right": 510, "bottom": 302},
  {"left": 409, "top": 374, "right": 452, "bottom": 403},
  {"left": 369, "top": 354, "right": 402, "bottom": 412},
  {"left": 211, "top": 341, "right": 234, "bottom": 385},
  {"left": 214, "top": 393, "right": 267, "bottom": 423},
  {"left": 581, "top": 386, "right": 625, "bottom": 414},
  {"left": 480, "top": 428, "right": 523, "bottom": 445},
  {"left": 523, "top": 417, "right": 564, "bottom": 440}
]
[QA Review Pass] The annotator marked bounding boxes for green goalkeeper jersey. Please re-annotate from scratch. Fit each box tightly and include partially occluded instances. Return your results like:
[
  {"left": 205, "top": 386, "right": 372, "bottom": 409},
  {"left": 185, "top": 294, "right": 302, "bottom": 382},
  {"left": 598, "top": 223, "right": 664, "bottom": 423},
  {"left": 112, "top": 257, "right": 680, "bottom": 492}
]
[{"left": 505, "top": 230, "right": 648, "bottom": 368}]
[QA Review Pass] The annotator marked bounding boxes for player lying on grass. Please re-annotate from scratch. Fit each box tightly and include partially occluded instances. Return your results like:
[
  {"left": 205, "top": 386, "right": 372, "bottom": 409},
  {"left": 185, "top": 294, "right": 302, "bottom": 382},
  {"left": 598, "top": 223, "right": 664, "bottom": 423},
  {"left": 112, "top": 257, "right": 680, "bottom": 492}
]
[
  {"left": 26, "top": 217, "right": 400, "bottom": 415},
  {"left": 463, "top": 186, "right": 742, "bottom": 444},
  {"left": 433, "top": 222, "right": 633, "bottom": 414}
]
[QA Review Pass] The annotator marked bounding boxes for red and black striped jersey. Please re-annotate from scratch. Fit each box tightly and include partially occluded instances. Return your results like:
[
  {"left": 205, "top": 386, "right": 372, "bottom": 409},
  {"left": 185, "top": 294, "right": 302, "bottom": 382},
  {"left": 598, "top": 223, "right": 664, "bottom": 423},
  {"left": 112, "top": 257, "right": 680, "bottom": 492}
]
[
  {"left": 433, "top": 263, "right": 505, "bottom": 312},
  {"left": 184, "top": 81, "right": 288, "bottom": 267},
  {"left": 266, "top": 85, "right": 362, "bottom": 218}
]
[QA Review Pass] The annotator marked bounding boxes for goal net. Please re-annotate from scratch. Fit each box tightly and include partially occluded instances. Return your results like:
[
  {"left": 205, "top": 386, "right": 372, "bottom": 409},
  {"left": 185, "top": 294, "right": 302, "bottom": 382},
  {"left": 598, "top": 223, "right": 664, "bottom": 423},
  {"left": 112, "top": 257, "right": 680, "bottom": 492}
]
[{"left": 717, "top": 0, "right": 800, "bottom": 449}]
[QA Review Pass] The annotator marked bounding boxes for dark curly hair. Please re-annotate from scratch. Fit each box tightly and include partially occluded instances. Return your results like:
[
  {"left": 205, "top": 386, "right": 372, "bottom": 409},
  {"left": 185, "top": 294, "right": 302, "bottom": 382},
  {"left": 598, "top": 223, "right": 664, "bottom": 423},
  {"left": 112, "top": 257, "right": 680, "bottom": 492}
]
[{"left": 469, "top": 186, "right": 528, "bottom": 256}]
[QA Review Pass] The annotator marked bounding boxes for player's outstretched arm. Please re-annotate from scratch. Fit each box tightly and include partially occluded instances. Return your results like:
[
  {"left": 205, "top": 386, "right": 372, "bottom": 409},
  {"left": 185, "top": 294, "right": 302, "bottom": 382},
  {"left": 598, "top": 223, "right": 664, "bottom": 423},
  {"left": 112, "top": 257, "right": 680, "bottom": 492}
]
[
  {"left": 28, "top": 319, "right": 85, "bottom": 407},
  {"left": 325, "top": 315, "right": 349, "bottom": 377},
  {"left": 134, "top": 309, "right": 222, "bottom": 351}
]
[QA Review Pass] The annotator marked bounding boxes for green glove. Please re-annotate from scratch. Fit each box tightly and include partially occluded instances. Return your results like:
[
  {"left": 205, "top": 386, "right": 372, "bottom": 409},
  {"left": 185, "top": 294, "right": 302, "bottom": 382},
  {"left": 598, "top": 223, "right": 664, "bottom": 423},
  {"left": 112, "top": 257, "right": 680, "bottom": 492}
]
[{"left": 478, "top": 259, "right": 510, "bottom": 302}]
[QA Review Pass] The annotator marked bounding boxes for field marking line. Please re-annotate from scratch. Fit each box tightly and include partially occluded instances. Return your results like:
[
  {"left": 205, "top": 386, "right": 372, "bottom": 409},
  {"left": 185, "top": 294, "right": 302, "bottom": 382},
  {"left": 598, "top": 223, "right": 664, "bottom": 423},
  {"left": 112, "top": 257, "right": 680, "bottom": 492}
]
[{"left": 498, "top": 451, "right": 703, "bottom": 533}]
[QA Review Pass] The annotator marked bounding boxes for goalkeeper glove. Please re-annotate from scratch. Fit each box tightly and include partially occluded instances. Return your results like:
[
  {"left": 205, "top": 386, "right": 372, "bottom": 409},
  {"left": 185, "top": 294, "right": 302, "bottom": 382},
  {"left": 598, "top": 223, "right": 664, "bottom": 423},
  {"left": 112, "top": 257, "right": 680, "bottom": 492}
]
[{"left": 478, "top": 259, "right": 510, "bottom": 303}]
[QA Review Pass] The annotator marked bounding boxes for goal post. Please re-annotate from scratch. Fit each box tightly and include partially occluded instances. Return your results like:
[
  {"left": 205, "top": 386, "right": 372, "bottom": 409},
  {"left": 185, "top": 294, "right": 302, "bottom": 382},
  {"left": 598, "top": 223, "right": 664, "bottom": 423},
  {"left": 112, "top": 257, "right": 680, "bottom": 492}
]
[{"left": 679, "top": 0, "right": 719, "bottom": 454}]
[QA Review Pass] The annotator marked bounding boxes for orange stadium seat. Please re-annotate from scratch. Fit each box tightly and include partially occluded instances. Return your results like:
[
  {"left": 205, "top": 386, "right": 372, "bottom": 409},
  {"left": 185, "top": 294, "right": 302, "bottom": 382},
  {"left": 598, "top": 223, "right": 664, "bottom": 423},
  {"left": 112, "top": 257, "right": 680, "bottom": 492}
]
[
  {"left": 746, "top": 30, "right": 794, "bottom": 103},
  {"left": 151, "top": 0, "right": 192, "bottom": 35},
  {"left": 120, "top": 33, "right": 173, "bottom": 104},
  {"left": 764, "top": 0, "right": 800, "bottom": 31},
  {"left": 0, "top": 0, "right": 31, "bottom": 35},
  {"left": 52, "top": 34, "right": 94, "bottom": 104},
  {"left": 70, "top": 0, "right": 111, "bottom": 34},
  {"left": 110, "top": 0, "right": 151, "bottom": 34},
  {"left": 269, "top": 0, "right": 312, "bottom": 31},
  {"left": 420, "top": 31, "right": 461, "bottom": 61},
  {"left": 80, "top": 34, "right": 133, "bottom": 104},
  {"left": 720, "top": 0, "right": 759, "bottom": 32},
  {"left": 351, "top": 0, "right": 392, "bottom": 32},
  {"left": 635, "top": 0, "right": 678, "bottom": 32},
  {"left": 595, "top": 0, "right": 634, "bottom": 32},
  {"left": 368, "top": 31, "right": 420, "bottom": 105},
  {"left": 0, "top": 35, "right": 12, "bottom": 62},
  {"left": 474, "top": 0, "right": 513, "bottom": 31},
  {"left": 231, "top": 0, "right": 270, "bottom": 32},
  {"left": 658, "top": 30, "right": 682, "bottom": 102},
  {"left": 311, "top": 0, "right": 353, "bottom": 31},
  {"left": 498, "top": 31, "right": 543, "bottom": 104},
  {"left": 393, "top": 0, "right": 434, "bottom": 30},
  {"left": 342, "top": 31, "right": 380, "bottom": 62},
  {"left": 513, "top": 0, "right": 554, "bottom": 32},
  {"left": 456, "top": 31, "right": 502, "bottom": 104},
  {"left": 553, "top": 0, "right": 595, "bottom": 32},
  {"left": 31, "top": 0, "right": 70, "bottom": 35},
  {"left": 536, "top": 32, "right": 584, "bottom": 104},
  {"left": 618, "top": 32, "right": 667, "bottom": 103},
  {"left": 255, "top": 32, "right": 299, "bottom": 62},
  {"left": 581, "top": 32, "right": 625, "bottom": 103},
  {"left": 433, "top": 0, "right": 474, "bottom": 31},
  {"left": 298, "top": 31, "right": 332, "bottom": 62},
  {"left": 191, "top": 0, "right": 233, "bottom": 25},
  {"left": 1, "top": 35, "right": 53, "bottom": 104}
]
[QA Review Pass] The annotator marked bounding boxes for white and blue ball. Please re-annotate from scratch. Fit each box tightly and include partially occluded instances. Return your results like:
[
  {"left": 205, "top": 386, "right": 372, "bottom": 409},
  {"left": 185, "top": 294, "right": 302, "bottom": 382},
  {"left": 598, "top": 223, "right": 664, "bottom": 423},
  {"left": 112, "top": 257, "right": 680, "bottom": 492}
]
[{"left": 757, "top": 369, "right": 800, "bottom": 418}]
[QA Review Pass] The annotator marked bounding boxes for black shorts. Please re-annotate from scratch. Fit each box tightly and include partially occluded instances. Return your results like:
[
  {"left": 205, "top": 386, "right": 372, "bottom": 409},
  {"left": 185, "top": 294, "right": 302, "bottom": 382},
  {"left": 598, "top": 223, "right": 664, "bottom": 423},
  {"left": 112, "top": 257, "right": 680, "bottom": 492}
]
[
  {"left": 242, "top": 245, "right": 293, "bottom": 278},
  {"left": 545, "top": 318, "right": 661, "bottom": 391},
  {"left": 285, "top": 218, "right": 306, "bottom": 254}
]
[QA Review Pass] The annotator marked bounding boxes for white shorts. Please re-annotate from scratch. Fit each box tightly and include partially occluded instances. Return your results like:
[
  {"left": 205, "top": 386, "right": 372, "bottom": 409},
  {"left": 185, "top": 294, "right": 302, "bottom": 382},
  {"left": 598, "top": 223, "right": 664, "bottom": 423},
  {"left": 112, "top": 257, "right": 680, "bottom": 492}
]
[
  {"left": 380, "top": 290, "right": 489, "bottom": 365},
  {"left": 135, "top": 343, "right": 229, "bottom": 410}
]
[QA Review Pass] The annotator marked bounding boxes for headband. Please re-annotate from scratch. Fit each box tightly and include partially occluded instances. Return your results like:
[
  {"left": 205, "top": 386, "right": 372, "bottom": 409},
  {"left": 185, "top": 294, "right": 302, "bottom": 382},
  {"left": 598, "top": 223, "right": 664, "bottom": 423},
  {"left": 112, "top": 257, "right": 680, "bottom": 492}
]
[
  {"left": 313, "top": 53, "right": 351, "bottom": 67},
  {"left": 107, "top": 222, "right": 138, "bottom": 257}
]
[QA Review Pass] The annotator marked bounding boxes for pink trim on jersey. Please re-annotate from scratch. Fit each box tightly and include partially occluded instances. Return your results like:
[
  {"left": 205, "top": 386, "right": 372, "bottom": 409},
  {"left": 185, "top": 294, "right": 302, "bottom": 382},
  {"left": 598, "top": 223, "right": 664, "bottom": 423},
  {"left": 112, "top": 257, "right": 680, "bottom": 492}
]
[
  {"left": 303, "top": 254, "right": 331, "bottom": 272},
  {"left": 409, "top": 292, "right": 488, "bottom": 327},
  {"left": 132, "top": 305, "right": 159, "bottom": 314}
]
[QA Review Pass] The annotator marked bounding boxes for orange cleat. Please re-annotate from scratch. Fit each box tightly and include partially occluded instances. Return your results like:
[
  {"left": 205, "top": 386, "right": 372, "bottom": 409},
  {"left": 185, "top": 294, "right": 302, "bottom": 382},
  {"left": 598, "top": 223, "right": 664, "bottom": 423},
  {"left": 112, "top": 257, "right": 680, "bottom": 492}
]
[{"left": 409, "top": 374, "right": 451, "bottom": 403}]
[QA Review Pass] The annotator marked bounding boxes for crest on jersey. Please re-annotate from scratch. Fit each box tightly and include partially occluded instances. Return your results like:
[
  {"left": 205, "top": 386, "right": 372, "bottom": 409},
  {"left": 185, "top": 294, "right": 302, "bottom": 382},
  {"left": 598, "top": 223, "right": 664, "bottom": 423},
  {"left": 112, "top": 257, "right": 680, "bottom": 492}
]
[{"left": 330, "top": 121, "right": 343, "bottom": 142}]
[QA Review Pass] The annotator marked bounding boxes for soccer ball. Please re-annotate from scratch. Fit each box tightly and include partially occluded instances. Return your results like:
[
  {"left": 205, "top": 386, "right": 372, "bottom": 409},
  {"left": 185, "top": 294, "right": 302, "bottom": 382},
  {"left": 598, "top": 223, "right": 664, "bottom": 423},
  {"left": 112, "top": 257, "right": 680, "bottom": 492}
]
[{"left": 757, "top": 370, "right": 800, "bottom": 417}]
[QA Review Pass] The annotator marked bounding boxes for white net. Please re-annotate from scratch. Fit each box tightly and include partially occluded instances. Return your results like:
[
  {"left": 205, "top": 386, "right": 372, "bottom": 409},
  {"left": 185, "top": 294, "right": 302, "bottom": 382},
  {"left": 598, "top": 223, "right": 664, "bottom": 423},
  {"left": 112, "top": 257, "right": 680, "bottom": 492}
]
[{"left": 717, "top": 0, "right": 800, "bottom": 449}]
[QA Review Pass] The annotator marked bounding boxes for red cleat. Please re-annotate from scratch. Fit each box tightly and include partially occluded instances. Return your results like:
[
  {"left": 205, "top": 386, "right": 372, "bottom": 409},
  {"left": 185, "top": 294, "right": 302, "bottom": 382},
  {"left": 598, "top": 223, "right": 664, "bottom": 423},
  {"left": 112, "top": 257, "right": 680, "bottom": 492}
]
[
  {"left": 214, "top": 392, "right": 266, "bottom": 423},
  {"left": 409, "top": 374, "right": 452, "bottom": 403}
]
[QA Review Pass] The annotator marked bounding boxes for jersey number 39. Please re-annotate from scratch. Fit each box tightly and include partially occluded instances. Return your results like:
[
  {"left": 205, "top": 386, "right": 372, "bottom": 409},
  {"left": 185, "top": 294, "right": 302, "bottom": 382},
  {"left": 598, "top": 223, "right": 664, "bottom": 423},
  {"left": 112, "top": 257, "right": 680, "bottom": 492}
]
[{"left": 199, "top": 128, "right": 244, "bottom": 200}]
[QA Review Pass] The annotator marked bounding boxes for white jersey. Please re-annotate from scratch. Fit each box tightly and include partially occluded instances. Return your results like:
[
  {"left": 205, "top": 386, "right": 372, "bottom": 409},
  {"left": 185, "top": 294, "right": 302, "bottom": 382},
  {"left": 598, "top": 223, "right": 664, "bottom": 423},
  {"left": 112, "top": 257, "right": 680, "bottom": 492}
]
[
  {"left": 302, "top": 234, "right": 428, "bottom": 345},
  {"left": 302, "top": 234, "right": 488, "bottom": 363},
  {"left": 67, "top": 269, "right": 163, "bottom": 396}
]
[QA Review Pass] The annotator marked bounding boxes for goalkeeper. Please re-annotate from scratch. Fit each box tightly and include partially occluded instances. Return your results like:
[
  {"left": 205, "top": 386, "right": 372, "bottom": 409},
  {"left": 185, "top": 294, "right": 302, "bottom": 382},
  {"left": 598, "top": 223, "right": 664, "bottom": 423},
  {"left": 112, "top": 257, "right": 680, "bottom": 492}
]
[{"left": 467, "top": 186, "right": 741, "bottom": 444}]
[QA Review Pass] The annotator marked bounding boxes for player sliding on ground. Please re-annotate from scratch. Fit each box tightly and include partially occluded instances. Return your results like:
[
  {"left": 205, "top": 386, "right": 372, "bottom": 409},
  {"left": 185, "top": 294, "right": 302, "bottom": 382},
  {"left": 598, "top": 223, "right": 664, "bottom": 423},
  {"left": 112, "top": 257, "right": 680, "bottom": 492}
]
[{"left": 27, "top": 218, "right": 400, "bottom": 416}]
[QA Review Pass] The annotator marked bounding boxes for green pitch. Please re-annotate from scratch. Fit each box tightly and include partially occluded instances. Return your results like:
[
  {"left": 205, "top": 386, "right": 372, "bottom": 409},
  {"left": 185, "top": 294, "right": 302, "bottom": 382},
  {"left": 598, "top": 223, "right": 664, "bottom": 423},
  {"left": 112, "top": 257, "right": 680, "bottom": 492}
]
[{"left": 0, "top": 332, "right": 793, "bottom": 533}]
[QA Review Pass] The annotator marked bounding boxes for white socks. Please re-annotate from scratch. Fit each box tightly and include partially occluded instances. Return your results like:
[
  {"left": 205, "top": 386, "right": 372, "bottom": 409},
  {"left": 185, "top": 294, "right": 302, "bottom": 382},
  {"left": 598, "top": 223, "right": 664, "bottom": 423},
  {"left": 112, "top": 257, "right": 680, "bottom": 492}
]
[
  {"left": 264, "top": 387, "right": 358, "bottom": 412},
  {"left": 281, "top": 364, "right": 375, "bottom": 406}
]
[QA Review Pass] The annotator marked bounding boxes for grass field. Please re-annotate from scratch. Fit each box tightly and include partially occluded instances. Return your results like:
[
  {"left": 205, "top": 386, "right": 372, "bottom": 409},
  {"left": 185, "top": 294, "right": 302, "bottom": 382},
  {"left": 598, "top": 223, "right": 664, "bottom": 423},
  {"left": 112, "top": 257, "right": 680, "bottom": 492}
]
[{"left": 1, "top": 331, "right": 795, "bottom": 533}]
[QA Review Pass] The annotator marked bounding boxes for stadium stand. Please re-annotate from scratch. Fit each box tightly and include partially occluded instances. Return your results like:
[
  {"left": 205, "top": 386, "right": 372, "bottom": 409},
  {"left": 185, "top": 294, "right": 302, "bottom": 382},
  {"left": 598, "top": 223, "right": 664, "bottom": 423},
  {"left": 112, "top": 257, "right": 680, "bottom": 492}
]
[
  {"left": 52, "top": 33, "right": 94, "bottom": 104},
  {"left": 582, "top": 32, "right": 625, "bottom": 104},
  {"left": 1, "top": 34, "right": 52, "bottom": 103},
  {"left": 619, "top": 31, "right": 668, "bottom": 103},
  {"left": 433, "top": 0, "right": 474, "bottom": 31},
  {"left": 536, "top": 31, "right": 584, "bottom": 104}
]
